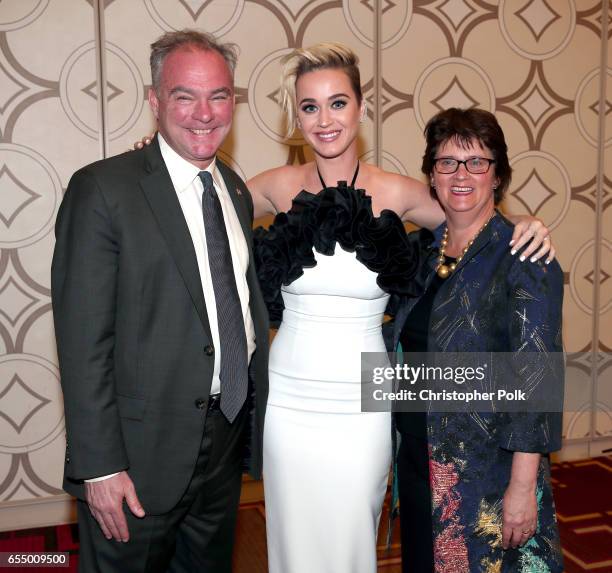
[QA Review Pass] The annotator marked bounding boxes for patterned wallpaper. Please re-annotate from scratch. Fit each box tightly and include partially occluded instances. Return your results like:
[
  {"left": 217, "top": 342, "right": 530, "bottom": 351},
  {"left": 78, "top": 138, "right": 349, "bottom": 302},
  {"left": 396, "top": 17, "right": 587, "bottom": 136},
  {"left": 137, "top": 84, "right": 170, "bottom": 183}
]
[{"left": 0, "top": 0, "right": 609, "bottom": 526}]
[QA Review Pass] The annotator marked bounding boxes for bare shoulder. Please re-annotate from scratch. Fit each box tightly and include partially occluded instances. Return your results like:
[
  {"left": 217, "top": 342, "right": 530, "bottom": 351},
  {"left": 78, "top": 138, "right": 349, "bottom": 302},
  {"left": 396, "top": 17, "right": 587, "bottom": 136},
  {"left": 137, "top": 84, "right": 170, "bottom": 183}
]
[
  {"left": 248, "top": 164, "right": 303, "bottom": 194},
  {"left": 248, "top": 163, "right": 312, "bottom": 213},
  {"left": 360, "top": 164, "right": 429, "bottom": 214}
]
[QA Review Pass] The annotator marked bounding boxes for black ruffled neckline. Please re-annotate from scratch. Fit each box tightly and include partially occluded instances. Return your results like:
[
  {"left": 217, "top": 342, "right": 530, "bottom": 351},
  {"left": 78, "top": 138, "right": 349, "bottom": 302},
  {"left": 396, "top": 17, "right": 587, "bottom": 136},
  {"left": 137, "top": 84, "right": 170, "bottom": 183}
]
[{"left": 253, "top": 183, "right": 428, "bottom": 324}]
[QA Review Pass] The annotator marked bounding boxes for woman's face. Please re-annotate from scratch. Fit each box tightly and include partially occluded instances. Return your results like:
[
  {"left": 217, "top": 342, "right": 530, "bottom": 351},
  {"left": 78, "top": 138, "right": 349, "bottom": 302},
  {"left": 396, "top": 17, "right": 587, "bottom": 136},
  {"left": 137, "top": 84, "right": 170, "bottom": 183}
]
[
  {"left": 295, "top": 68, "right": 364, "bottom": 160},
  {"left": 431, "top": 138, "right": 499, "bottom": 220}
]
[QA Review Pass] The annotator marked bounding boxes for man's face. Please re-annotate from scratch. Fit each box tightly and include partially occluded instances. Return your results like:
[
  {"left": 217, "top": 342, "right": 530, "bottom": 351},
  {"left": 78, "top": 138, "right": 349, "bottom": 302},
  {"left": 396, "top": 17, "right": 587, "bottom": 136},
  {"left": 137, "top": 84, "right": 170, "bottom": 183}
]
[{"left": 148, "top": 47, "right": 234, "bottom": 169}]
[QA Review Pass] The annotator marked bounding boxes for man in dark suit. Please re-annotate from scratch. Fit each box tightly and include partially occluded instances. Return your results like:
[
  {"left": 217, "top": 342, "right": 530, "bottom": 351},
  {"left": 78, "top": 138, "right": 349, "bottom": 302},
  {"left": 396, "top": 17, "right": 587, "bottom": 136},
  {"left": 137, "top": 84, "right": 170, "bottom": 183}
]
[{"left": 51, "top": 29, "right": 269, "bottom": 572}]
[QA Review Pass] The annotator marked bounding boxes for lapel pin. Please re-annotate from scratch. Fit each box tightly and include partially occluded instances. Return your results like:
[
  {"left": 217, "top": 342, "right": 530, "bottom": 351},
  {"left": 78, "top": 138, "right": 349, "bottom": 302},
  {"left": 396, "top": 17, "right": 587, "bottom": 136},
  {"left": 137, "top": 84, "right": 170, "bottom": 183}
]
[{"left": 236, "top": 188, "right": 242, "bottom": 196}]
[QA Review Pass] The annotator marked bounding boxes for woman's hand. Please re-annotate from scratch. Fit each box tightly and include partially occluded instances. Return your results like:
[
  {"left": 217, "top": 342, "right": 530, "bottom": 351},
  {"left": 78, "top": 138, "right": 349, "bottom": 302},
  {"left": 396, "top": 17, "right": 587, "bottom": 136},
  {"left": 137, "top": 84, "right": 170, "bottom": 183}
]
[
  {"left": 502, "top": 452, "right": 540, "bottom": 550},
  {"left": 502, "top": 481, "right": 537, "bottom": 549},
  {"left": 508, "top": 216, "right": 555, "bottom": 264},
  {"left": 133, "top": 134, "right": 154, "bottom": 150}
]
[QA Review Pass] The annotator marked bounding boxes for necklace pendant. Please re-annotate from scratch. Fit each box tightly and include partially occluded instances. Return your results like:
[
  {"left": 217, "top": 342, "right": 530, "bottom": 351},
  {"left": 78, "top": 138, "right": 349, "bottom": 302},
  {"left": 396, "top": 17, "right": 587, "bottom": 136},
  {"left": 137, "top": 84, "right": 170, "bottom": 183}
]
[{"left": 437, "top": 264, "right": 450, "bottom": 279}]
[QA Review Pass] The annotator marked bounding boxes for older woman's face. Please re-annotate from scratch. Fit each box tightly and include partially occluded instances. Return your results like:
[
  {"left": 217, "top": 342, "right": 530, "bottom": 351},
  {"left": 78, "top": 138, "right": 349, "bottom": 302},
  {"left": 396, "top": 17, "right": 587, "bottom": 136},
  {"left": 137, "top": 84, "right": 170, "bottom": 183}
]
[{"left": 431, "top": 138, "right": 499, "bottom": 218}]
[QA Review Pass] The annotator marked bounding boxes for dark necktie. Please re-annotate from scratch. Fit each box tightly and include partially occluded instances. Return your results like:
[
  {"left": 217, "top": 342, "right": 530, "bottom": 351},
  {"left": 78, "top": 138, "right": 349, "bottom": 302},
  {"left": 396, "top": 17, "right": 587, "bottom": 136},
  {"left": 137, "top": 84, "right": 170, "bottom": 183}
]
[{"left": 199, "top": 170, "right": 248, "bottom": 422}]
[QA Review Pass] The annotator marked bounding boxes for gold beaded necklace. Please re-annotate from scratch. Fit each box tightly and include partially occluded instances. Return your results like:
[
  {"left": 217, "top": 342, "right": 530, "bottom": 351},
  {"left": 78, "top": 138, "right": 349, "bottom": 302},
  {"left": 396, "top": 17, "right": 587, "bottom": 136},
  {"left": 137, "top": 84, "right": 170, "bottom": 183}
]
[{"left": 436, "top": 214, "right": 494, "bottom": 279}]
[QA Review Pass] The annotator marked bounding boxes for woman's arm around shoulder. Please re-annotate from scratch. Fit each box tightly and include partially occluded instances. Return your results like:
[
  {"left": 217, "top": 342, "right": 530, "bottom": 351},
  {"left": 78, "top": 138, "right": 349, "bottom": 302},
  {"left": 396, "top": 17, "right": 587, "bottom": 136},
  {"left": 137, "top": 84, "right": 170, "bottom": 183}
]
[
  {"left": 499, "top": 255, "right": 564, "bottom": 452},
  {"left": 508, "top": 252, "right": 564, "bottom": 343},
  {"left": 373, "top": 169, "right": 444, "bottom": 230},
  {"left": 500, "top": 255, "right": 563, "bottom": 550}
]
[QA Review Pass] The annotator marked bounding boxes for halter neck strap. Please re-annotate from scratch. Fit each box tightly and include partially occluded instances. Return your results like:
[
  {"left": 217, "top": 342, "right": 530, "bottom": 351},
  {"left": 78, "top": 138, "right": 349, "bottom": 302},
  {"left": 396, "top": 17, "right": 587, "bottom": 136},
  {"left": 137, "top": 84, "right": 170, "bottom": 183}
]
[{"left": 317, "top": 161, "right": 360, "bottom": 189}]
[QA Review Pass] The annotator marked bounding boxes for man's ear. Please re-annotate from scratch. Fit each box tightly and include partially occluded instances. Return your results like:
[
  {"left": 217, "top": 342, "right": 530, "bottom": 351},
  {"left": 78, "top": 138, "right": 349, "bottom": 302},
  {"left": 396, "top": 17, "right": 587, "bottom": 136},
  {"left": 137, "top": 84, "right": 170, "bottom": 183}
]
[{"left": 148, "top": 87, "right": 159, "bottom": 119}]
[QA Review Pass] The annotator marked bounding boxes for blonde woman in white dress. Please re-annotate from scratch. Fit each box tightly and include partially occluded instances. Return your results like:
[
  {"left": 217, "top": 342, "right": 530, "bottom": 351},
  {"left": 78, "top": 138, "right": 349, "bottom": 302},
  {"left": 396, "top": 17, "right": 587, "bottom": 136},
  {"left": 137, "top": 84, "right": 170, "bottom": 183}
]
[{"left": 247, "top": 44, "right": 553, "bottom": 573}]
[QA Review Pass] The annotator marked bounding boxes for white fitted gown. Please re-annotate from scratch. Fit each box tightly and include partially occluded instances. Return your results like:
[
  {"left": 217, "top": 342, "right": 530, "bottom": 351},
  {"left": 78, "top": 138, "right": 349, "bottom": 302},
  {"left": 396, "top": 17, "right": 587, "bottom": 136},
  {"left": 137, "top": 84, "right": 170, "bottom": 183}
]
[{"left": 263, "top": 246, "right": 392, "bottom": 573}]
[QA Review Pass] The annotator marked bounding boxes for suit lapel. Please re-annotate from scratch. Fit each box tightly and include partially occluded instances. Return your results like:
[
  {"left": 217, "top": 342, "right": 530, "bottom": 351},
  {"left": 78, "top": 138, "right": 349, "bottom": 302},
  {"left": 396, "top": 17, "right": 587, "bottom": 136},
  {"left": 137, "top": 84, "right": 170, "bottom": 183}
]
[{"left": 140, "top": 139, "right": 212, "bottom": 340}]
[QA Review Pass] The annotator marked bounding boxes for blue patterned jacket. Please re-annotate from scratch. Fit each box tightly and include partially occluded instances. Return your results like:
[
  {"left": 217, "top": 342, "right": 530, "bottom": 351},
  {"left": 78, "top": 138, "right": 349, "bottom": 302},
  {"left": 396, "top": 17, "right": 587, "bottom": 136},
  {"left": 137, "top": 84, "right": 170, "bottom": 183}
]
[{"left": 391, "top": 212, "right": 564, "bottom": 572}]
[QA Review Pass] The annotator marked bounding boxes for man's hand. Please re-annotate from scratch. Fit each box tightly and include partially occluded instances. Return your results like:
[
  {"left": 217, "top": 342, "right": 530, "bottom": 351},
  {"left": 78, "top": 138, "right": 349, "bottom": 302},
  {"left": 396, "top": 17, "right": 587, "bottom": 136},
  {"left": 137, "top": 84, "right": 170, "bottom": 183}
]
[{"left": 85, "top": 471, "right": 145, "bottom": 542}]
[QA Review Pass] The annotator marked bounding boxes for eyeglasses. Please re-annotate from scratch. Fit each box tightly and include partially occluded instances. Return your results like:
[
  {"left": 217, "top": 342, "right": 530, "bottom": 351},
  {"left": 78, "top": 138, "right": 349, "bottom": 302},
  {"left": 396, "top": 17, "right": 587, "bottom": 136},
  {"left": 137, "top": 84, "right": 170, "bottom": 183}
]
[{"left": 434, "top": 157, "right": 496, "bottom": 174}]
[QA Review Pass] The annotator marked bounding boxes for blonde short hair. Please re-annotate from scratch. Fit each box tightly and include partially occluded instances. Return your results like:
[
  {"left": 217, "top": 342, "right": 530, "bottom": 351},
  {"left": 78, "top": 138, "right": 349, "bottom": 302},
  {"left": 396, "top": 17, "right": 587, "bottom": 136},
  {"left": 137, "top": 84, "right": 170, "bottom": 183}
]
[{"left": 279, "top": 42, "right": 362, "bottom": 138}]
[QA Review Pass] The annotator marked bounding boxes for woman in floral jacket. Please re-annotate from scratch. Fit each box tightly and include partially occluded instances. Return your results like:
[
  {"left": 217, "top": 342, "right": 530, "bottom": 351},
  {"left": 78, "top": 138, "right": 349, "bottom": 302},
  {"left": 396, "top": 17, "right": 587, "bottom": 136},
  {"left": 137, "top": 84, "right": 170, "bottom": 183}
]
[{"left": 392, "top": 108, "right": 564, "bottom": 573}]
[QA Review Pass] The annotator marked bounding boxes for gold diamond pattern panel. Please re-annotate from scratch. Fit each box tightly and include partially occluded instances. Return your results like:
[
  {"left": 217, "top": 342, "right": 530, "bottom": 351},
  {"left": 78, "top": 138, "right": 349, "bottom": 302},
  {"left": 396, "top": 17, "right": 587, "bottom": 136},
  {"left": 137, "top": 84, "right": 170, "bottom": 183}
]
[
  {"left": 0, "top": 1, "right": 609, "bottom": 519},
  {"left": 382, "top": 0, "right": 610, "bottom": 444},
  {"left": 0, "top": 1, "right": 99, "bottom": 509},
  {"left": 598, "top": 7, "right": 612, "bottom": 441}
]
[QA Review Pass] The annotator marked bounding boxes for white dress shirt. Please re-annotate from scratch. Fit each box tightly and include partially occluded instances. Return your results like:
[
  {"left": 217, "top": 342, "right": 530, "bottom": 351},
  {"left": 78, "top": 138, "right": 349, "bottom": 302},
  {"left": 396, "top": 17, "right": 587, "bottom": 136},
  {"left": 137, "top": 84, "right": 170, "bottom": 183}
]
[
  {"left": 158, "top": 134, "right": 256, "bottom": 394},
  {"left": 86, "top": 134, "right": 255, "bottom": 483}
]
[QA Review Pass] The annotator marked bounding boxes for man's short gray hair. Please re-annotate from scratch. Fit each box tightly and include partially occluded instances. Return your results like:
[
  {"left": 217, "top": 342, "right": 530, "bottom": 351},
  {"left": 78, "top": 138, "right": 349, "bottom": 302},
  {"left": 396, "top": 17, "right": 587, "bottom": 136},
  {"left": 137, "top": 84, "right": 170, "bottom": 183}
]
[{"left": 150, "top": 29, "right": 238, "bottom": 92}]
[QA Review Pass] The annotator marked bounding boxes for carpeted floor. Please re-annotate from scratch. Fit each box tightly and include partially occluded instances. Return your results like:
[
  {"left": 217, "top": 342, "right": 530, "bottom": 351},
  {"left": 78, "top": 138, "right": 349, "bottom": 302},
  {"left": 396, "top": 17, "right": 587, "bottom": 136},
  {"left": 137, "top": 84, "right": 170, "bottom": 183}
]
[
  {"left": 1, "top": 456, "right": 610, "bottom": 572},
  {"left": 549, "top": 456, "right": 612, "bottom": 572}
]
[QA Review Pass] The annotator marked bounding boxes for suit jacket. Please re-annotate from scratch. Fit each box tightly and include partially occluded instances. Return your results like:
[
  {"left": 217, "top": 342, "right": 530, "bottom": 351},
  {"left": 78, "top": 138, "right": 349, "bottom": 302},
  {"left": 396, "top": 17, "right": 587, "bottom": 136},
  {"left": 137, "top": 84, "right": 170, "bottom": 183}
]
[{"left": 51, "top": 137, "right": 269, "bottom": 515}]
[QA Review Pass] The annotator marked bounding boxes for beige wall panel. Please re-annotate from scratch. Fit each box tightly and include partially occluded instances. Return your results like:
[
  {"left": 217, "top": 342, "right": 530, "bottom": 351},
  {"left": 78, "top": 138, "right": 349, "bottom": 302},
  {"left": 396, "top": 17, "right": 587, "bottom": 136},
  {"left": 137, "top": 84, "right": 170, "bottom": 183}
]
[
  {"left": 595, "top": 363, "right": 612, "bottom": 438},
  {"left": 560, "top": 204, "right": 598, "bottom": 352},
  {"left": 341, "top": 0, "right": 409, "bottom": 51},
  {"left": 27, "top": 432, "right": 66, "bottom": 489},
  {"left": 564, "top": 357, "right": 593, "bottom": 440},
  {"left": 5, "top": 3, "right": 103, "bottom": 179},
  {"left": 596, "top": 20, "right": 612, "bottom": 438},
  {"left": 378, "top": 107, "right": 424, "bottom": 178},
  {"left": 539, "top": 119, "right": 598, "bottom": 184},
  {"left": 496, "top": 0, "right": 577, "bottom": 61},
  {"left": 0, "top": 0, "right": 97, "bottom": 507},
  {"left": 11, "top": 99, "right": 99, "bottom": 200},
  {"left": 20, "top": 313, "right": 55, "bottom": 363},
  {"left": 602, "top": 204, "right": 612, "bottom": 353},
  {"left": 380, "top": 2, "right": 604, "bottom": 452},
  {"left": 0, "top": 254, "right": 52, "bottom": 354},
  {"left": 602, "top": 34, "right": 612, "bottom": 436},
  {"left": 14, "top": 236, "right": 53, "bottom": 291},
  {"left": 597, "top": 209, "right": 612, "bottom": 341},
  {"left": 0, "top": 353, "right": 65, "bottom": 501},
  {"left": 4, "top": 2, "right": 94, "bottom": 78},
  {"left": 596, "top": 353, "right": 612, "bottom": 438},
  {"left": 220, "top": 4, "right": 306, "bottom": 178},
  {"left": 461, "top": 22, "right": 534, "bottom": 95},
  {"left": 102, "top": 0, "right": 158, "bottom": 158},
  {"left": 383, "top": 14, "right": 475, "bottom": 96},
  {"left": 546, "top": 36, "right": 602, "bottom": 109},
  {"left": 0, "top": 447, "right": 11, "bottom": 486}
]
